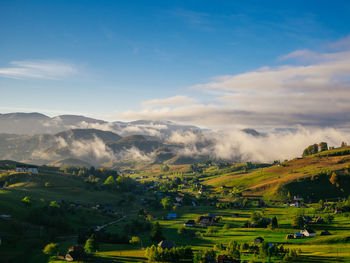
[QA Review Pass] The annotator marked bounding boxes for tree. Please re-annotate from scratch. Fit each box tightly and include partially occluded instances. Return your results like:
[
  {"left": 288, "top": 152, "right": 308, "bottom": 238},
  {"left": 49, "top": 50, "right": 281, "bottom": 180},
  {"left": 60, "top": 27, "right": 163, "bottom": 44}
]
[
  {"left": 341, "top": 141, "right": 347, "bottom": 148},
  {"left": 250, "top": 211, "right": 263, "bottom": 225},
  {"left": 85, "top": 234, "right": 98, "bottom": 253},
  {"left": 319, "top": 142, "right": 328, "bottom": 152},
  {"left": 49, "top": 200, "right": 60, "bottom": 208},
  {"left": 303, "top": 144, "right": 318, "bottom": 156},
  {"left": 330, "top": 172, "right": 339, "bottom": 186},
  {"left": 104, "top": 175, "right": 115, "bottom": 185},
  {"left": 271, "top": 216, "right": 278, "bottom": 229},
  {"left": 178, "top": 226, "right": 187, "bottom": 235},
  {"left": 129, "top": 236, "right": 141, "bottom": 245},
  {"left": 291, "top": 215, "right": 304, "bottom": 229},
  {"left": 161, "top": 197, "right": 172, "bottom": 210},
  {"left": 22, "top": 196, "right": 31, "bottom": 207},
  {"left": 161, "top": 164, "right": 170, "bottom": 173},
  {"left": 150, "top": 222, "right": 164, "bottom": 242},
  {"left": 43, "top": 243, "right": 58, "bottom": 255}
]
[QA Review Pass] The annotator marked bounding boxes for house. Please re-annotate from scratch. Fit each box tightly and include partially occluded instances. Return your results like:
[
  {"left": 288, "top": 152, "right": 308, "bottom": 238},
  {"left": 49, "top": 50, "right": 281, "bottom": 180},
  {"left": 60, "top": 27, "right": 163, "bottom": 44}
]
[
  {"left": 293, "top": 233, "right": 303, "bottom": 239},
  {"left": 158, "top": 240, "right": 176, "bottom": 249},
  {"left": 15, "top": 167, "right": 26, "bottom": 172},
  {"left": 184, "top": 220, "right": 195, "bottom": 227},
  {"left": 290, "top": 200, "right": 301, "bottom": 207},
  {"left": 334, "top": 208, "right": 343, "bottom": 214},
  {"left": 167, "top": 213, "right": 177, "bottom": 219},
  {"left": 300, "top": 228, "right": 316, "bottom": 237},
  {"left": 65, "top": 246, "right": 87, "bottom": 261},
  {"left": 175, "top": 196, "right": 183, "bottom": 203},
  {"left": 28, "top": 167, "right": 38, "bottom": 174},
  {"left": 254, "top": 237, "right": 264, "bottom": 244},
  {"left": 198, "top": 215, "right": 215, "bottom": 227}
]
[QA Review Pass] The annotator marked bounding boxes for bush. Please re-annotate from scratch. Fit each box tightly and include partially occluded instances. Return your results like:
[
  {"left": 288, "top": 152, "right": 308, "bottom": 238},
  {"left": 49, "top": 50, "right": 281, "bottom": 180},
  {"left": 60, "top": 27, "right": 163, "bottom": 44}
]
[{"left": 42, "top": 243, "right": 58, "bottom": 255}]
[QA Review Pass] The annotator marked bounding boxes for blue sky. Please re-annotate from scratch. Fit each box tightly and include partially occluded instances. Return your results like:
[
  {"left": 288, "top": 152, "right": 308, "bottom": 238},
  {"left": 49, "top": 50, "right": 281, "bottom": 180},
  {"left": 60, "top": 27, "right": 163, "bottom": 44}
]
[{"left": 1, "top": 0, "right": 350, "bottom": 128}]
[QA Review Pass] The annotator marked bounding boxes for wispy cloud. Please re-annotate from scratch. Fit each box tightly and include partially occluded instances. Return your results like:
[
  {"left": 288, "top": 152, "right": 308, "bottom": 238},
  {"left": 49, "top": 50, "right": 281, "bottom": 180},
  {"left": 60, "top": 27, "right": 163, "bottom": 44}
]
[
  {"left": 0, "top": 60, "right": 78, "bottom": 80},
  {"left": 142, "top": 95, "right": 197, "bottom": 108}
]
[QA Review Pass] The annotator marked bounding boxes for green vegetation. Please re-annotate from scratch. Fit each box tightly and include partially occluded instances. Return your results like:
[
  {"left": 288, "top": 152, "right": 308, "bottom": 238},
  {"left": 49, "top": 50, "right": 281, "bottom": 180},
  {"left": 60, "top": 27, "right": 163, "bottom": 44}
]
[{"left": 2, "top": 144, "right": 350, "bottom": 262}]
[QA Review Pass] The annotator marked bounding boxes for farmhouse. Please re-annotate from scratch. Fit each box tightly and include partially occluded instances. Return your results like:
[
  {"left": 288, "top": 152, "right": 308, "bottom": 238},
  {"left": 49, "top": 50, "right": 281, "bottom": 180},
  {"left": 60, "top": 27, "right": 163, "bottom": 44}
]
[
  {"left": 293, "top": 233, "right": 303, "bottom": 239},
  {"left": 184, "top": 220, "right": 195, "bottom": 227},
  {"left": 301, "top": 228, "right": 316, "bottom": 237},
  {"left": 198, "top": 215, "right": 215, "bottom": 227},
  {"left": 65, "top": 246, "right": 87, "bottom": 261},
  {"left": 158, "top": 240, "right": 176, "bottom": 249}
]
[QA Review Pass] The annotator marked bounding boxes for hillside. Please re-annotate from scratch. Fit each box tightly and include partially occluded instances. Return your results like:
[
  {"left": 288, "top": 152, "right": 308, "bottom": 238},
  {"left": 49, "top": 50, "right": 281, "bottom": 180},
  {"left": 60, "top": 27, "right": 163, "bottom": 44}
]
[
  {"left": 202, "top": 146, "right": 350, "bottom": 201},
  {"left": 48, "top": 158, "right": 92, "bottom": 168}
]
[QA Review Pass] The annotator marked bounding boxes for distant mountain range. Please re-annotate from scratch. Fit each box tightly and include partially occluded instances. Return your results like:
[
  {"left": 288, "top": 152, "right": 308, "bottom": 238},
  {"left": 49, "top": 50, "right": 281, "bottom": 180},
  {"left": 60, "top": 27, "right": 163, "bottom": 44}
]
[{"left": 0, "top": 112, "right": 261, "bottom": 167}]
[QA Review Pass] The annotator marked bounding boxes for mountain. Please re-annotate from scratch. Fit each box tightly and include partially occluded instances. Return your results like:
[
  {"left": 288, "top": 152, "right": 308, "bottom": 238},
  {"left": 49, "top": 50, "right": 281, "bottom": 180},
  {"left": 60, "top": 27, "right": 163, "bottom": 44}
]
[
  {"left": 55, "top": 129, "right": 121, "bottom": 143},
  {"left": 0, "top": 112, "right": 201, "bottom": 138}
]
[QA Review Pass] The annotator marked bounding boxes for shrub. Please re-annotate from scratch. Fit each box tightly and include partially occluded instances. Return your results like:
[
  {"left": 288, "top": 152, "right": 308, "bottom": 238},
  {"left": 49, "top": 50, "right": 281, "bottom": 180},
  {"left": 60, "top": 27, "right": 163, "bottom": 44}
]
[{"left": 42, "top": 243, "right": 58, "bottom": 255}]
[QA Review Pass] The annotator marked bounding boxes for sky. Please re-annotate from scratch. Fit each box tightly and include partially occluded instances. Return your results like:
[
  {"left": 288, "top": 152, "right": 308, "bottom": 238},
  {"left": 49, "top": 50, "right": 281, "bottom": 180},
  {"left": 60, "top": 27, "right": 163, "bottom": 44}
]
[{"left": 1, "top": 0, "right": 350, "bottom": 129}]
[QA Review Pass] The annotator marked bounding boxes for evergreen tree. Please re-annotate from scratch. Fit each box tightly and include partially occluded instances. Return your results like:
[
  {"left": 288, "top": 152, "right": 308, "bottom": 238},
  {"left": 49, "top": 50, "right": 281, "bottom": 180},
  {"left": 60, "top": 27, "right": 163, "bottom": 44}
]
[
  {"left": 271, "top": 216, "right": 278, "bottom": 229},
  {"left": 84, "top": 234, "right": 99, "bottom": 253},
  {"left": 150, "top": 222, "right": 164, "bottom": 242}
]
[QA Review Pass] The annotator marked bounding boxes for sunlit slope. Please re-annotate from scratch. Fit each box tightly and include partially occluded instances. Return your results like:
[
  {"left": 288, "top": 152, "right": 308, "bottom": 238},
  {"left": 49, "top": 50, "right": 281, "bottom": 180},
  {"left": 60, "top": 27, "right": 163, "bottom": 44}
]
[{"left": 203, "top": 146, "right": 350, "bottom": 200}]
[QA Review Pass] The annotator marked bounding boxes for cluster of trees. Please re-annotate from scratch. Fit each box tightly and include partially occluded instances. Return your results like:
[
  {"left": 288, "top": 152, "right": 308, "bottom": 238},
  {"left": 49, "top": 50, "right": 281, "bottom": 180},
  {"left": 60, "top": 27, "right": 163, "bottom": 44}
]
[
  {"left": 145, "top": 245, "right": 193, "bottom": 262},
  {"left": 60, "top": 166, "right": 118, "bottom": 179},
  {"left": 103, "top": 175, "right": 137, "bottom": 192},
  {"left": 197, "top": 241, "right": 300, "bottom": 262},
  {"left": 303, "top": 142, "right": 328, "bottom": 156},
  {"left": 249, "top": 212, "right": 278, "bottom": 228}
]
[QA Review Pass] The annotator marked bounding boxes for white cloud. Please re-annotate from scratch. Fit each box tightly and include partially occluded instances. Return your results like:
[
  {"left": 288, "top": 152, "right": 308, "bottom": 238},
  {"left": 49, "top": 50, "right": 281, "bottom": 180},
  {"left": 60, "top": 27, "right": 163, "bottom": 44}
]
[
  {"left": 118, "top": 37, "right": 350, "bottom": 129},
  {"left": 0, "top": 60, "right": 78, "bottom": 80}
]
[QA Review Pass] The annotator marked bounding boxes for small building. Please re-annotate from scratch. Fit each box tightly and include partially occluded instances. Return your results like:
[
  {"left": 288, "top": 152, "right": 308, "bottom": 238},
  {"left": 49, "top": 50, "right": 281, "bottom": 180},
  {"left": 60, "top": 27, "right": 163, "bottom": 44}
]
[
  {"left": 184, "top": 220, "right": 195, "bottom": 227},
  {"left": 65, "top": 246, "right": 87, "bottom": 261},
  {"left": 198, "top": 215, "right": 215, "bottom": 227},
  {"left": 286, "top": 234, "right": 294, "bottom": 240},
  {"left": 290, "top": 200, "right": 301, "bottom": 207},
  {"left": 167, "top": 213, "right": 177, "bottom": 219},
  {"left": 254, "top": 237, "right": 264, "bottom": 244},
  {"left": 28, "top": 167, "right": 38, "bottom": 174},
  {"left": 15, "top": 167, "right": 26, "bottom": 172},
  {"left": 300, "top": 228, "right": 316, "bottom": 237},
  {"left": 175, "top": 196, "right": 183, "bottom": 202},
  {"left": 158, "top": 240, "right": 176, "bottom": 249},
  {"left": 334, "top": 208, "right": 343, "bottom": 214},
  {"left": 293, "top": 233, "right": 303, "bottom": 239}
]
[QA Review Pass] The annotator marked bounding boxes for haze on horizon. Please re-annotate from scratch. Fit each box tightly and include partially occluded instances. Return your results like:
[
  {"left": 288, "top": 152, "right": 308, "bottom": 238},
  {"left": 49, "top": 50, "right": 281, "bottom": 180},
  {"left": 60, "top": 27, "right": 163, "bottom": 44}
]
[{"left": 1, "top": 0, "right": 350, "bottom": 130}]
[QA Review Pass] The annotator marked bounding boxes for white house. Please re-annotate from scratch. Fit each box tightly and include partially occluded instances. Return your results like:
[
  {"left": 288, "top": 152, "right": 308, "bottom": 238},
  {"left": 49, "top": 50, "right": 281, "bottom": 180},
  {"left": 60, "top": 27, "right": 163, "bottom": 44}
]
[{"left": 301, "top": 228, "right": 316, "bottom": 237}]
